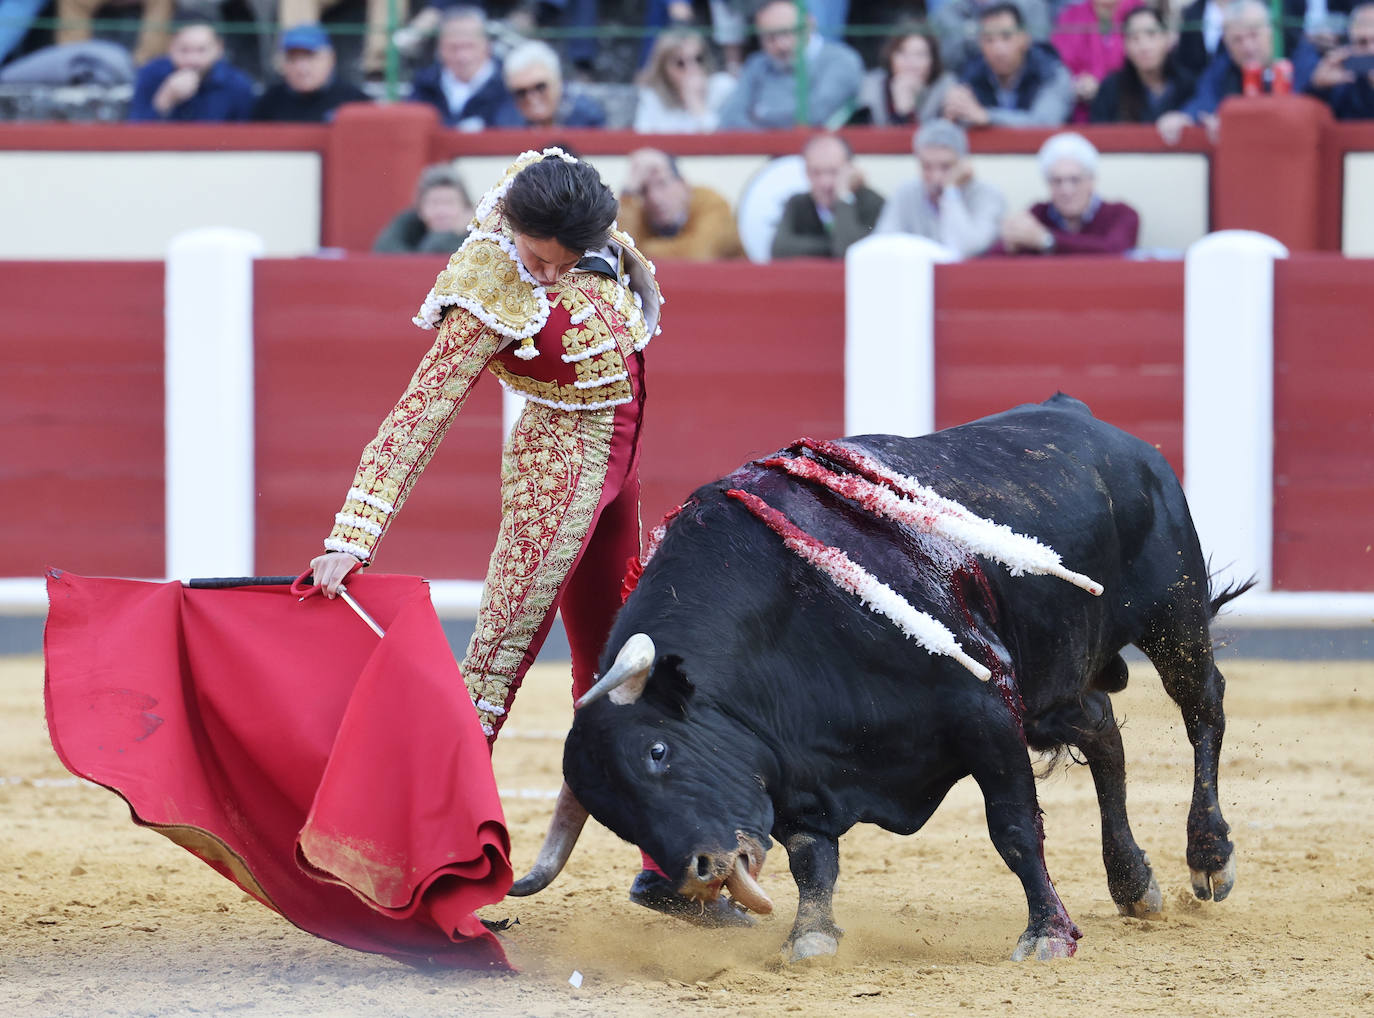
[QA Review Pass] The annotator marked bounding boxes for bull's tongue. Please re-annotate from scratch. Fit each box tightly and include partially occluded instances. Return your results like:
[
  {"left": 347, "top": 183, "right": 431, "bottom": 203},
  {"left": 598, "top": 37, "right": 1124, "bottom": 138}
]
[{"left": 723, "top": 856, "right": 773, "bottom": 914}]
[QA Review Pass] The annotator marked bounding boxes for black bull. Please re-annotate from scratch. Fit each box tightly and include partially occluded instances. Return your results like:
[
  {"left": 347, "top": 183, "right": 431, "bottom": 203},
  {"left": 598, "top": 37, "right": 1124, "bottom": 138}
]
[{"left": 510, "top": 395, "right": 1247, "bottom": 961}]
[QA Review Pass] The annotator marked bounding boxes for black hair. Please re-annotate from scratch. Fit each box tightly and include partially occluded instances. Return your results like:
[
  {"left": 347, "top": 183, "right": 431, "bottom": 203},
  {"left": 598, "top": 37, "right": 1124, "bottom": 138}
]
[
  {"left": 504, "top": 157, "right": 618, "bottom": 252},
  {"left": 1116, "top": 6, "right": 1181, "bottom": 123},
  {"left": 979, "top": 2, "right": 1025, "bottom": 30}
]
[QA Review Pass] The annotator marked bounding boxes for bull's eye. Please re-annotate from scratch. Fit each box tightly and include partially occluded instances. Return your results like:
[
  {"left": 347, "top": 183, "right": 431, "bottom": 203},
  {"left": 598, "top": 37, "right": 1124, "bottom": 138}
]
[{"left": 649, "top": 741, "right": 668, "bottom": 762}]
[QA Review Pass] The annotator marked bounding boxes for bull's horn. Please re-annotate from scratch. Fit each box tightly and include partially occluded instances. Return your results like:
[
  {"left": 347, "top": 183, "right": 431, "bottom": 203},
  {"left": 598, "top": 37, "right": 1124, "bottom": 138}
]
[
  {"left": 507, "top": 782, "right": 589, "bottom": 897},
  {"left": 575, "top": 633, "right": 655, "bottom": 708}
]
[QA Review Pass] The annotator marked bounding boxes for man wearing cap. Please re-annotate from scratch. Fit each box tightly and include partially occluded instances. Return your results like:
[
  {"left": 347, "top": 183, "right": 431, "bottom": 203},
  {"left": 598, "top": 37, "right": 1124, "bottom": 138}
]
[
  {"left": 873, "top": 119, "right": 1006, "bottom": 259},
  {"left": 253, "top": 24, "right": 370, "bottom": 123},
  {"left": 127, "top": 18, "right": 256, "bottom": 123},
  {"left": 993, "top": 132, "right": 1140, "bottom": 255}
]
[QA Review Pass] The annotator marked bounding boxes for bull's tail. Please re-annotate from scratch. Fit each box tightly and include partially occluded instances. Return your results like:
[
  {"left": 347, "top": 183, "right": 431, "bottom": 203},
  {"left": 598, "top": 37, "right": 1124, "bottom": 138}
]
[{"left": 1208, "top": 572, "right": 1257, "bottom": 618}]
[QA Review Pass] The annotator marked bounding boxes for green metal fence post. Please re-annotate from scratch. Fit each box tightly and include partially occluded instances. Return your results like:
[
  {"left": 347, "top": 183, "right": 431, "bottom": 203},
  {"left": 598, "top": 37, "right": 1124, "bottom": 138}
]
[
  {"left": 793, "top": 0, "right": 811, "bottom": 127},
  {"left": 386, "top": 0, "right": 400, "bottom": 102}
]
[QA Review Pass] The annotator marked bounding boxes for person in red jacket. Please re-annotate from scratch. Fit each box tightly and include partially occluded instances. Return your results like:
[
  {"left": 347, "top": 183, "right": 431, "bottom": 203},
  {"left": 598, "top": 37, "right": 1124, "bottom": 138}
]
[{"left": 992, "top": 131, "right": 1140, "bottom": 256}]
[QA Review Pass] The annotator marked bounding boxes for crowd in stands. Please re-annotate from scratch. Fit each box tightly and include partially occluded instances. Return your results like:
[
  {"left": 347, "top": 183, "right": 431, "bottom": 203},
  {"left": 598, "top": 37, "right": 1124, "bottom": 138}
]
[
  {"left": 1, "top": 0, "right": 1371, "bottom": 127},
  {"left": 3, "top": 0, "right": 1371, "bottom": 258}
]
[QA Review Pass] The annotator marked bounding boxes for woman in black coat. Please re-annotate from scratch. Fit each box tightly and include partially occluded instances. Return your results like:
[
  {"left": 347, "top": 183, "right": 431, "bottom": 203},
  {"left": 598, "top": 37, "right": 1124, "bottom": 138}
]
[{"left": 1091, "top": 6, "right": 1197, "bottom": 123}]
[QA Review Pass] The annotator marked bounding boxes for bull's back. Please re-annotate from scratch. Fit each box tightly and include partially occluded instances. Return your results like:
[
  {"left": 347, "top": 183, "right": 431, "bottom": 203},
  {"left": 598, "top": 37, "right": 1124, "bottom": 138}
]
[{"left": 847, "top": 396, "right": 1206, "bottom": 666}]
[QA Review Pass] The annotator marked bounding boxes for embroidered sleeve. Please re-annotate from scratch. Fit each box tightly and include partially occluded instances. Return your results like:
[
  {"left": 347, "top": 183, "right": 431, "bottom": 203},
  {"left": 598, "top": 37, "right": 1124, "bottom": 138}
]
[{"left": 324, "top": 309, "right": 502, "bottom": 562}]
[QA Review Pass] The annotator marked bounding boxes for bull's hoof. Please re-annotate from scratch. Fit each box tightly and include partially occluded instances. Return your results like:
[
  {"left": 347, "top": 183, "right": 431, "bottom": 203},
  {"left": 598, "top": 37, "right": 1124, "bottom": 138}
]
[
  {"left": 1116, "top": 874, "right": 1164, "bottom": 918},
  {"left": 1011, "top": 933, "right": 1077, "bottom": 961},
  {"left": 784, "top": 931, "right": 839, "bottom": 962},
  {"left": 628, "top": 869, "right": 755, "bottom": 928},
  {"left": 1190, "top": 854, "right": 1236, "bottom": 902}
]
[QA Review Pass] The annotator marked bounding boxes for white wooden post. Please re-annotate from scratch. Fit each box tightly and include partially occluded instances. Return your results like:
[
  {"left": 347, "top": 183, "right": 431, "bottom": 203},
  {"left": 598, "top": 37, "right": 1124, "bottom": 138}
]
[
  {"left": 164, "top": 227, "right": 264, "bottom": 579},
  {"left": 1183, "top": 230, "right": 1288, "bottom": 594},
  {"left": 844, "top": 233, "right": 955, "bottom": 438}
]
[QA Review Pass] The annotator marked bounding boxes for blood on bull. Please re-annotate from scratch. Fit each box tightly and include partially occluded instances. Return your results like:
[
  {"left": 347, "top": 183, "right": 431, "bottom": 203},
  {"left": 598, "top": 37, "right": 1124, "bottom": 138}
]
[{"left": 509, "top": 394, "right": 1248, "bottom": 962}]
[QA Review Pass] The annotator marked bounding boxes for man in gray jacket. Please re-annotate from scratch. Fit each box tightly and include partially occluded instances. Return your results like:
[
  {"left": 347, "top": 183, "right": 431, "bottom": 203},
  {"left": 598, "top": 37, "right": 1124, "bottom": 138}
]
[
  {"left": 718, "top": 0, "right": 864, "bottom": 129},
  {"left": 873, "top": 120, "right": 1006, "bottom": 260}
]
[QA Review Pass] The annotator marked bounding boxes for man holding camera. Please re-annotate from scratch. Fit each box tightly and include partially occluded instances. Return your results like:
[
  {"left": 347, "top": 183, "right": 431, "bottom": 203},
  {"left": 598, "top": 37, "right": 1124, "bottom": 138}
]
[{"left": 1308, "top": 3, "right": 1374, "bottom": 119}]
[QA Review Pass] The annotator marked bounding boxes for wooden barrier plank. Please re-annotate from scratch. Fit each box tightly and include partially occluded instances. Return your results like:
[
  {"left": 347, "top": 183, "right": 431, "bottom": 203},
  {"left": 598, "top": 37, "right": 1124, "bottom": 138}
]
[
  {"left": 252, "top": 255, "right": 503, "bottom": 578},
  {"left": 1273, "top": 257, "right": 1374, "bottom": 591},
  {"left": 1, "top": 262, "right": 164, "bottom": 577},
  {"left": 934, "top": 258, "right": 1186, "bottom": 475}
]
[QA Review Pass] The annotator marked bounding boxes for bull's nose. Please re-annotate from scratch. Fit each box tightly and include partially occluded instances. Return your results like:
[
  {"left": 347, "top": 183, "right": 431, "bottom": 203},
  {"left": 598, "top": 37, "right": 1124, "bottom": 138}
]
[{"left": 695, "top": 854, "right": 713, "bottom": 881}]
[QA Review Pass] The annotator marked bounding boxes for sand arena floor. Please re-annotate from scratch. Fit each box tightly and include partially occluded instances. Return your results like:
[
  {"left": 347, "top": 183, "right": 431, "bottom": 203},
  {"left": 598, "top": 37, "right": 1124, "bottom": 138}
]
[{"left": 3, "top": 651, "right": 1373, "bottom": 1017}]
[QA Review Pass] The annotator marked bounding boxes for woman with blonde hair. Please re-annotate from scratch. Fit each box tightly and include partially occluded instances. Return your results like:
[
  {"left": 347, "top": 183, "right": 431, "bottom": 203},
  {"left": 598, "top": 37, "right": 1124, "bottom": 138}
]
[{"left": 634, "top": 27, "right": 736, "bottom": 133}]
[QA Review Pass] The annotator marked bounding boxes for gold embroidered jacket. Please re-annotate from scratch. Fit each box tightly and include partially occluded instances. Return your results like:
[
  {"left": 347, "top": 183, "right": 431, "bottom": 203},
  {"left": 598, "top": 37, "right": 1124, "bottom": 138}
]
[{"left": 324, "top": 148, "right": 662, "bottom": 563}]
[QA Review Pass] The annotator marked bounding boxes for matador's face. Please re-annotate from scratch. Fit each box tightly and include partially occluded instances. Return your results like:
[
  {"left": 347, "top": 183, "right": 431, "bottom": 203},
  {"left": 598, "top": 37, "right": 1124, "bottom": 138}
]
[{"left": 512, "top": 232, "right": 581, "bottom": 286}]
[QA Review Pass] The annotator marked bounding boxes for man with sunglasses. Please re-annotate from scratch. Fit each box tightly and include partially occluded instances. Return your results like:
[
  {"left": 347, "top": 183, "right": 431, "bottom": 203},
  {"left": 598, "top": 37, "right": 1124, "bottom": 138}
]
[{"left": 496, "top": 38, "right": 606, "bottom": 128}]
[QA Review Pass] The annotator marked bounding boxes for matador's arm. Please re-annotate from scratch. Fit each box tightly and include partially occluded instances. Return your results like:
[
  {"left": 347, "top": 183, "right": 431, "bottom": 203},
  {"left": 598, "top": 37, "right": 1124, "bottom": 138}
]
[{"left": 323, "top": 309, "right": 503, "bottom": 563}]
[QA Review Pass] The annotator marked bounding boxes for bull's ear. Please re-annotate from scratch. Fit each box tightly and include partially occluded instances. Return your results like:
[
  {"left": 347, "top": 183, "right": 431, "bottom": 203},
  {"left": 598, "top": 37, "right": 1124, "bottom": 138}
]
[{"left": 642, "top": 654, "right": 694, "bottom": 719}]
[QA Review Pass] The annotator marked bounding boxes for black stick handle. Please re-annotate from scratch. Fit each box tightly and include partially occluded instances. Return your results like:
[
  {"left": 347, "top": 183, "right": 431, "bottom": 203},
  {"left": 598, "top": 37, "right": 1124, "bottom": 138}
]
[{"left": 184, "top": 576, "right": 303, "bottom": 589}]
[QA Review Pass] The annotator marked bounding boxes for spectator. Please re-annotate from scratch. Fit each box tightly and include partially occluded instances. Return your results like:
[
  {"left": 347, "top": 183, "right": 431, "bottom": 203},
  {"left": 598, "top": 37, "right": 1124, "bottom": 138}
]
[
  {"left": 53, "top": 0, "right": 172, "bottom": 67},
  {"left": 717, "top": 0, "right": 864, "bottom": 129},
  {"left": 281, "top": 0, "right": 398, "bottom": 79},
  {"left": 1, "top": 0, "right": 48, "bottom": 67},
  {"left": 615, "top": 147, "right": 744, "bottom": 259},
  {"left": 1175, "top": 0, "right": 1232, "bottom": 77},
  {"left": 932, "top": 0, "right": 1051, "bottom": 72},
  {"left": 373, "top": 163, "right": 474, "bottom": 254},
  {"left": 1090, "top": 7, "right": 1197, "bottom": 123},
  {"left": 1307, "top": 2, "right": 1374, "bottom": 118},
  {"left": 1160, "top": 0, "right": 1291, "bottom": 143},
  {"left": 873, "top": 119, "right": 1005, "bottom": 258},
  {"left": 252, "top": 24, "right": 368, "bottom": 123},
  {"left": 944, "top": 3, "right": 1074, "bottom": 127},
  {"left": 495, "top": 39, "right": 606, "bottom": 128},
  {"left": 854, "top": 22, "right": 958, "bottom": 125},
  {"left": 633, "top": 26, "right": 736, "bottom": 133},
  {"left": 127, "top": 19, "right": 256, "bottom": 123},
  {"left": 1051, "top": 0, "right": 1143, "bottom": 119},
  {"left": 409, "top": 7, "right": 517, "bottom": 130},
  {"left": 771, "top": 133, "right": 884, "bottom": 259},
  {"left": 994, "top": 132, "right": 1139, "bottom": 255}
]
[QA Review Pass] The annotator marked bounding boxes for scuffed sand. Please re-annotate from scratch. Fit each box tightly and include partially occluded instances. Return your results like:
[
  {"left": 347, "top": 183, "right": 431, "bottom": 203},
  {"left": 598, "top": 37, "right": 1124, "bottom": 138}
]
[{"left": 4, "top": 654, "right": 1373, "bottom": 1017}]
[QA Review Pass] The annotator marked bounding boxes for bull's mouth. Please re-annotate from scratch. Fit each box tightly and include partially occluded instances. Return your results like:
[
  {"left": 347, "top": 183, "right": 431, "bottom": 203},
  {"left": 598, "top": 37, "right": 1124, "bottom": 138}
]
[{"left": 677, "top": 831, "right": 773, "bottom": 915}]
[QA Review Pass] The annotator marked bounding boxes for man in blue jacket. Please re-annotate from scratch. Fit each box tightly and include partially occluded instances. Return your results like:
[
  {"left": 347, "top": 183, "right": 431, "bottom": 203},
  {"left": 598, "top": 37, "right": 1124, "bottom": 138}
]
[
  {"left": 408, "top": 6, "right": 518, "bottom": 131},
  {"left": 942, "top": 3, "right": 1073, "bottom": 128},
  {"left": 127, "top": 19, "right": 255, "bottom": 123}
]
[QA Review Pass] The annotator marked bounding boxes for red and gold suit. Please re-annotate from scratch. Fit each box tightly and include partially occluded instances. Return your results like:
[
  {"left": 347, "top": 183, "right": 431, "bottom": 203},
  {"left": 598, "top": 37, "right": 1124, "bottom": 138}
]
[{"left": 323, "top": 150, "right": 663, "bottom": 740}]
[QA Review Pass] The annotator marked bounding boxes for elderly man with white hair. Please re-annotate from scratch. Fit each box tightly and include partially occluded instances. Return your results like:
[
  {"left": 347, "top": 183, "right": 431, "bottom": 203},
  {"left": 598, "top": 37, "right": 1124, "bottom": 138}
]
[
  {"left": 873, "top": 119, "right": 1006, "bottom": 259},
  {"left": 496, "top": 39, "right": 606, "bottom": 129},
  {"left": 1159, "top": 0, "right": 1306, "bottom": 143},
  {"left": 995, "top": 132, "right": 1140, "bottom": 256}
]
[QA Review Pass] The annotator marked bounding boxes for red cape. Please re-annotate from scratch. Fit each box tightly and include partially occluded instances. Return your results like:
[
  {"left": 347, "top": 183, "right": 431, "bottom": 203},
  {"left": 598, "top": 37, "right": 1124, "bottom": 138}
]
[{"left": 43, "top": 568, "right": 513, "bottom": 969}]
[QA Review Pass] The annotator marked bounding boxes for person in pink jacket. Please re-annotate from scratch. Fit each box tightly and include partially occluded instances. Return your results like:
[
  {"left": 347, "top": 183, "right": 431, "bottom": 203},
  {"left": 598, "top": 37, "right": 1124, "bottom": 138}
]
[{"left": 1051, "top": 0, "right": 1143, "bottom": 120}]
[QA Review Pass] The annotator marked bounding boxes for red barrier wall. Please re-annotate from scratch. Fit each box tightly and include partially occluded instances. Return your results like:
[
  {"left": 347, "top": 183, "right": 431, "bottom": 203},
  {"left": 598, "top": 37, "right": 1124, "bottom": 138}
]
[
  {"left": 4, "top": 262, "right": 165, "bottom": 577},
  {"left": 249, "top": 257, "right": 845, "bottom": 576},
  {"left": 934, "top": 258, "right": 1186, "bottom": 475},
  {"left": 1273, "top": 257, "right": 1374, "bottom": 591},
  {"left": 5, "top": 255, "right": 1370, "bottom": 592},
  {"left": 252, "top": 255, "right": 504, "bottom": 578},
  {"left": 634, "top": 260, "right": 846, "bottom": 528}
]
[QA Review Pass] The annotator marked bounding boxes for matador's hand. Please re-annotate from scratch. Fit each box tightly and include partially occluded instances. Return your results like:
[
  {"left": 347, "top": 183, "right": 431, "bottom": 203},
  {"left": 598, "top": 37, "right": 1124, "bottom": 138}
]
[{"left": 309, "top": 551, "right": 361, "bottom": 599}]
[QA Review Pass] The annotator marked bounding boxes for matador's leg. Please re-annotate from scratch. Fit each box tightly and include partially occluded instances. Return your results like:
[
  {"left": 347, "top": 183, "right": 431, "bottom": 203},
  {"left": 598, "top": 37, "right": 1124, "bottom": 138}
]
[{"left": 462, "top": 404, "right": 618, "bottom": 739}]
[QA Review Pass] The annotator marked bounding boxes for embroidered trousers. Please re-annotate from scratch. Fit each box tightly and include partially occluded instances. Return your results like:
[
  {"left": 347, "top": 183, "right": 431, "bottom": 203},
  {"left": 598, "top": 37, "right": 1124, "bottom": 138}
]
[{"left": 463, "top": 367, "right": 644, "bottom": 741}]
